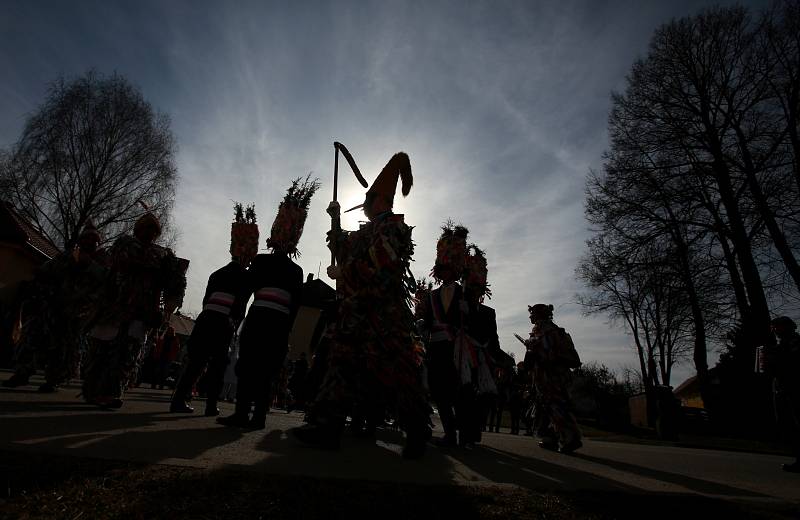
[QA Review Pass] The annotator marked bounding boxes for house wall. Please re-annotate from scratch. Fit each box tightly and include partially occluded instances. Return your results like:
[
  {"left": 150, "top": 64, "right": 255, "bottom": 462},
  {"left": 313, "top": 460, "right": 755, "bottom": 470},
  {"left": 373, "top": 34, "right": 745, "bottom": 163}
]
[{"left": 0, "top": 244, "right": 40, "bottom": 305}]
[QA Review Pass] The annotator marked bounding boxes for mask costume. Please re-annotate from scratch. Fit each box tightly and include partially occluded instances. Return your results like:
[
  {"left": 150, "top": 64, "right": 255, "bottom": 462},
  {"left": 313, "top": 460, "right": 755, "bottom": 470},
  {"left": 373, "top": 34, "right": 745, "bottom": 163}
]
[
  {"left": 523, "top": 303, "right": 582, "bottom": 453},
  {"left": 3, "top": 220, "right": 107, "bottom": 392},
  {"left": 422, "top": 222, "right": 470, "bottom": 447},
  {"left": 460, "top": 244, "right": 502, "bottom": 446},
  {"left": 82, "top": 210, "right": 188, "bottom": 408},
  {"left": 294, "top": 151, "right": 432, "bottom": 459},
  {"left": 170, "top": 203, "right": 257, "bottom": 416},
  {"left": 217, "top": 179, "right": 315, "bottom": 429}
]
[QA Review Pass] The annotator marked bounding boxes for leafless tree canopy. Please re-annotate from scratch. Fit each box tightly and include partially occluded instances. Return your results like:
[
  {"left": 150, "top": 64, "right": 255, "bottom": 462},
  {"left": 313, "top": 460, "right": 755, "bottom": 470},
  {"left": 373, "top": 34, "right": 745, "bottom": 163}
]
[
  {"left": 578, "top": 2, "right": 800, "bottom": 392},
  {"left": 1, "top": 71, "right": 177, "bottom": 250}
]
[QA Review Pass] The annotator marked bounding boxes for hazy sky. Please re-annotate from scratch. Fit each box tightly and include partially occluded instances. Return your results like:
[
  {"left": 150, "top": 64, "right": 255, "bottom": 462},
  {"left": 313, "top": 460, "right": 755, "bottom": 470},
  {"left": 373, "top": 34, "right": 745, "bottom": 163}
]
[{"left": 0, "top": 0, "right": 769, "bottom": 385}]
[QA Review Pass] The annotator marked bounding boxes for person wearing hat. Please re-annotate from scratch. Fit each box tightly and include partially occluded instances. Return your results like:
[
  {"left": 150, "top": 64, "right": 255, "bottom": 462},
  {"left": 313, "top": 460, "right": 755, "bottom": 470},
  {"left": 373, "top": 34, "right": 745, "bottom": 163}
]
[
  {"left": 82, "top": 210, "right": 188, "bottom": 408},
  {"left": 217, "top": 179, "right": 315, "bottom": 430},
  {"left": 3, "top": 221, "right": 107, "bottom": 392},
  {"left": 293, "top": 152, "right": 431, "bottom": 459},
  {"left": 461, "top": 244, "right": 501, "bottom": 446},
  {"left": 170, "top": 204, "right": 257, "bottom": 416},
  {"left": 523, "top": 303, "right": 582, "bottom": 453},
  {"left": 421, "top": 222, "right": 470, "bottom": 447},
  {"left": 767, "top": 316, "right": 800, "bottom": 473}
]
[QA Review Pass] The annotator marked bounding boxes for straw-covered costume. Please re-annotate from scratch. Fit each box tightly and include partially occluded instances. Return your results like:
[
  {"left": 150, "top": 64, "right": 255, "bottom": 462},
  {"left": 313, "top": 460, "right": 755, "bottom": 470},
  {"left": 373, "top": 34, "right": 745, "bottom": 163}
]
[
  {"left": 3, "top": 222, "right": 107, "bottom": 391},
  {"left": 421, "top": 222, "right": 470, "bottom": 446},
  {"left": 82, "top": 211, "right": 188, "bottom": 408},
  {"left": 217, "top": 178, "right": 316, "bottom": 429},
  {"left": 523, "top": 303, "right": 582, "bottom": 453},
  {"left": 171, "top": 204, "right": 257, "bottom": 416},
  {"left": 461, "top": 244, "right": 501, "bottom": 444},
  {"left": 295, "top": 152, "right": 431, "bottom": 458}
]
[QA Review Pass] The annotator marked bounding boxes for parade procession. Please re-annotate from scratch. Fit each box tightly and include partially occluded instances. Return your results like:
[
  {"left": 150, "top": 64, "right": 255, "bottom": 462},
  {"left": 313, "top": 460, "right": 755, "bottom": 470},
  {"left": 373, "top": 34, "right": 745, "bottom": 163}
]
[{"left": 1, "top": 142, "right": 587, "bottom": 461}]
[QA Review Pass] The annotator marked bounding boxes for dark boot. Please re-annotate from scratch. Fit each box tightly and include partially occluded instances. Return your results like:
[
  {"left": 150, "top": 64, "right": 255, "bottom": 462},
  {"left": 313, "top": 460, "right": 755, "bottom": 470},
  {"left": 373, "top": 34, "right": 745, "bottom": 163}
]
[
  {"left": 204, "top": 399, "right": 220, "bottom": 417},
  {"left": 37, "top": 382, "right": 59, "bottom": 393},
  {"left": 247, "top": 415, "right": 266, "bottom": 430},
  {"left": 402, "top": 427, "right": 432, "bottom": 459},
  {"left": 782, "top": 460, "right": 800, "bottom": 473}
]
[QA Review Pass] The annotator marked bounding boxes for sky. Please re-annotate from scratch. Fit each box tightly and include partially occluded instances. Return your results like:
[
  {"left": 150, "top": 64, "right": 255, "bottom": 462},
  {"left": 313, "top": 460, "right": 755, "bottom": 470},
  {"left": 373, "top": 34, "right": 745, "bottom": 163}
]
[{"left": 0, "top": 0, "right": 770, "bottom": 386}]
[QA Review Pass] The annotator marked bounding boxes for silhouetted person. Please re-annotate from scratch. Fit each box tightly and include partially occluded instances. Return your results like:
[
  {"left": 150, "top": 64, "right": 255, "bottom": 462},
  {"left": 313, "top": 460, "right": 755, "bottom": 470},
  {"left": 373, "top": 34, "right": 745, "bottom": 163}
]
[
  {"left": 523, "top": 304, "right": 582, "bottom": 453},
  {"left": 294, "top": 152, "right": 431, "bottom": 458},
  {"left": 3, "top": 221, "right": 106, "bottom": 392},
  {"left": 422, "top": 222, "right": 469, "bottom": 447},
  {"left": 217, "top": 179, "right": 314, "bottom": 430},
  {"left": 82, "top": 212, "right": 187, "bottom": 409},
  {"left": 767, "top": 316, "right": 800, "bottom": 473},
  {"left": 152, "top": 326, "right": 179, "bottom": 389},
  {"left": 170, "top": 204, "right": 255, "bottom": 416}
]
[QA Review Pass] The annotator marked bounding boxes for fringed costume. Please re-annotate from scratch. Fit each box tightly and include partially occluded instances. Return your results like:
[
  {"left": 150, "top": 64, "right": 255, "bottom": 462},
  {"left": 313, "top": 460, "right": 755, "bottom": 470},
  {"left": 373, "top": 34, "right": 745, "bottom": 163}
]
[
  {"left": 296, "top": 152, "right": 431, "bottom": 458},
  {"left": 422, "top": 222, "right": 470, "bottom": 446},
  {"left": 82, "top": 212, "right": 188, "bottom": 408},
  {"left": 3, "top": 222, "right": 106, "bottom": 391},
  {"left": 523, "top": 303, "right": 582, "bottom": 453}
]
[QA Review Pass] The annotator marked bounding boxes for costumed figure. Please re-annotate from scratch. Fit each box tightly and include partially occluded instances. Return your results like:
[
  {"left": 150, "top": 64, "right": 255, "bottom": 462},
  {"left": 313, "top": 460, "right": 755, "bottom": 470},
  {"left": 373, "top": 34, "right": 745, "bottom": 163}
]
[
  {"left": 3, "top": 221, "right": 107, "bottom": 391},
  {"left": 522, "top": 304, "right": 582, "bottom": 453},
  {"left": 461, "top": 244, "right": 502, "bottom": 446},
  {"left": 170, "top": 204, "right": 256, "bottom": 415},
  {"left": 82, "top": 210, "right": 188, "bottom": 408},
  {"left": 293, "top": 150, "right": 432, "bottom": 459},
  {"left": 420, "top": 221, "right": 470, "bottom": 447},
  {"left": 217, "top": 179, "right": 315, "bottom": 429},
  {"left": 766, "top": 316, "right": 800, "bottom": 473}
]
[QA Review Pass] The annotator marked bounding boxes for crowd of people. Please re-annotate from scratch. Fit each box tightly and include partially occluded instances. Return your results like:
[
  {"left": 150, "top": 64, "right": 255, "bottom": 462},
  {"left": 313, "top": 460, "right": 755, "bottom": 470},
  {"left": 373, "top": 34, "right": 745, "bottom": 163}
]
[{"left": 3, "top": 147, "right": 798, "bottom": 469}]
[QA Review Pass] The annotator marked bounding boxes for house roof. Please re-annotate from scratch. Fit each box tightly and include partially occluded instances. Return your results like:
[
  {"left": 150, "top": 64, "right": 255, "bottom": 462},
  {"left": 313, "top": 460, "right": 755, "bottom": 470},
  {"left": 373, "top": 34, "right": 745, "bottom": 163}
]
[{"left": 0, "top": 201, "right": 61, "bottom": 260}]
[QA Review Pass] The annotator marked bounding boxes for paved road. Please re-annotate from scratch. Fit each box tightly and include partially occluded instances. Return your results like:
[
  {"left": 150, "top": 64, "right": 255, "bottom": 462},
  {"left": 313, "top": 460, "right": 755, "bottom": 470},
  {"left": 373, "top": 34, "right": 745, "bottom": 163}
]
[{"left": 1, "top": 373, "right": 798, "bottom": 509}]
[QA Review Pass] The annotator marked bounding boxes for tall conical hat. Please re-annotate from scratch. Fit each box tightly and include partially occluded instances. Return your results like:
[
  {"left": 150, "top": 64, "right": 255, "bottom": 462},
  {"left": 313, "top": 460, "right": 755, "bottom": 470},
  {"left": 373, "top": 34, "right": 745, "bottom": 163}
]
[
  {"left": 268, "top": 175, "right": 321, "bottom": 258},
  {"left": 230, "top": 202, "right": 259, "bottom": 262},
  {"left": 345, "top": 152, "right": 412, "bottom": 213},
  {"left": 431, "top": 221, "right": 469, "bottom": 283}
]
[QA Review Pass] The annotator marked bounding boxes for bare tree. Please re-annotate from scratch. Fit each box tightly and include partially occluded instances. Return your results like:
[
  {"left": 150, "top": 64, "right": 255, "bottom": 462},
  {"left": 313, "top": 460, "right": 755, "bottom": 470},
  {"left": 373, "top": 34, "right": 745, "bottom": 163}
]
[{"left": 1, "top": 71, "right": 177, "bottom": 250}]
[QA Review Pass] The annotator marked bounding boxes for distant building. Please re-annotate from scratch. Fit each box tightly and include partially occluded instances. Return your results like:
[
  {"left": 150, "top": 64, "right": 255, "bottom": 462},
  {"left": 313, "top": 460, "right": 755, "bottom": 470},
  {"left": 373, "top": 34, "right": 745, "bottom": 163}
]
[{"left": 673, "top": 368, "right": 721, "bottom": 409}]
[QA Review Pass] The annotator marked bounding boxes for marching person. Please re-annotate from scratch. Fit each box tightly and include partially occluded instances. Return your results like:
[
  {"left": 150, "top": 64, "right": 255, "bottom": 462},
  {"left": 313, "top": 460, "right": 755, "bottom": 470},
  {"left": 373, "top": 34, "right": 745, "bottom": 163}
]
[
  {"left": 294, "top": 151, "right": 431, "bottom": 458},
  {"left": 766, "top": 316, "right": 800, "bottom": 473},
  {"left": 82, "top": 210, "right": 188, "bottom": 409},
  {"left": 217, "top": 179, "right": 315, "bottom": 429},
  {"left": 523, "top": 304, "right": 583, "bottom": 453},
  {"left": 170, "top": 203, "right": 256, "bottom": 415},
  {"left": 421, "top": 222, "right": 469, "bottom": 447},
  {"left": 461, "top": 244, "right": 500, "bottom": 446},
  {"left": 3, "top": 221, "right": 106, "bottom": 391}
]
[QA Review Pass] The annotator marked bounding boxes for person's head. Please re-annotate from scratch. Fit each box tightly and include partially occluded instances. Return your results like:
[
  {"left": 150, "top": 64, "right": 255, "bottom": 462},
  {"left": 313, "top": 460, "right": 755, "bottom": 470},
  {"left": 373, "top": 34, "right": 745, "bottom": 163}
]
[
  {"left": 134, "top": 212, "right": 161, "bottom": 244},
  {"left": 529, "top": 304, "right": 554, "bottom": 325},
  {"left": 345, "top": 152, "right": 412, "bottom": 221},
  {"left": 267, "top": 176, "right": 320, "bottom": 257},
  {"left": 463, "top": 244, "right": 490, "bottom": 303},
  {"left": 771, "top": 316, "right": 797, "bottom": 339},
  {"left": 432, "top": 222, "right": 468, "bottom": 284},
  {"left": 75, "top": 219, "right": 102, "bottom": 265},
  {"left": 230, "top": 202, "right": 259, "bottom": 267}
]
